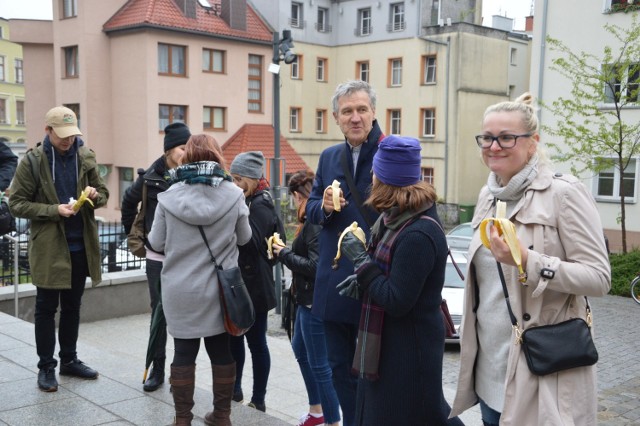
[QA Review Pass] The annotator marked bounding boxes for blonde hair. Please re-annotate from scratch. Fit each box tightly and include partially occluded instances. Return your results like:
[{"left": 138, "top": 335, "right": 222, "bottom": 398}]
[{"left": 483, "top": 92, "right": 539, "bottom": 134}]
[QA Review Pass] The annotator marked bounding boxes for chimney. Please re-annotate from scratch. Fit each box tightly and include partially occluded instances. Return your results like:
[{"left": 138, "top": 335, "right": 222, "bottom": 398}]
[
  {"left": 221, "top": 0, "right": 247, "bottom": 31},
  {"left": 174, "top": 0, "right": 197, "bottom": 19},
  {"left": 525, "top": 16, "right": 534, "bottom": 32}
]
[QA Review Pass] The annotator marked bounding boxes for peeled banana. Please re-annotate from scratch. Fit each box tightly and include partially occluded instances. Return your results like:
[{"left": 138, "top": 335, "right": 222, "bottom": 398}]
[
  {"left": 479, "top": 200, "right": 526, "bottom": 282},
  {"left": 322, "top": 180, "right": 342, "bottom": 212},
  {"left": 70, "top": 189, "right": 94, "bottom": 212},
  {"left": 266, "top": 232, "right": 285, "bottom": 260},
  {"left": 332, "top": 221, "right": 366, "bottom": 269}
]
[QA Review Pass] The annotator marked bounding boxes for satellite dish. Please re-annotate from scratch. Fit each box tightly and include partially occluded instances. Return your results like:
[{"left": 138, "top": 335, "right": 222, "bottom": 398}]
[{"left": 98, "top": 164, "right": 109, "bottom": 178}]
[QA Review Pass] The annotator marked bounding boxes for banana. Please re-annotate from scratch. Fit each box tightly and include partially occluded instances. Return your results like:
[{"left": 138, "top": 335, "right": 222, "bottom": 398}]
[
  {"left": 70, "top": 189, "right": 95, "bottom": 212},
  {"left": 266, "top": 232, "right": 285, "bottom": 260},
  {"left": 479, "top": 200, "right": 526, "bottom": 282},
  {"left": 331, "top": 180, "right": 342, "bottom": 212},
  {"left": 332, "top": 221, "right": 366, "bottom": 269}
]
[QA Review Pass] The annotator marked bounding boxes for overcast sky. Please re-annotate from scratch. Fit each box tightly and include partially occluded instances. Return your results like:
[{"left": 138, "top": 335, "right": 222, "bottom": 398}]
[{"left": 0, "top": 0, "right": 533, "bottom": 29}]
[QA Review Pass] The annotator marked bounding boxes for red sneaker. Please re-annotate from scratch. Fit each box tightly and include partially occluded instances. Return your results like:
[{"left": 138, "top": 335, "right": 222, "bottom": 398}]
[{"left": 298, "top": 413, "right": 325, "bottom": 426}]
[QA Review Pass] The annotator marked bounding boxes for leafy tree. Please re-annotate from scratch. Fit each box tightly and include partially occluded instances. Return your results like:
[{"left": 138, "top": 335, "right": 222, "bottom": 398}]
[{"left": 543, "top": 14, "right": 640, "bottom": 253}]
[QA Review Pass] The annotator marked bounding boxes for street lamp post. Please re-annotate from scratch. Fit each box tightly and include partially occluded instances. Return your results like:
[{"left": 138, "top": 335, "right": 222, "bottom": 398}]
[{"left": 270, "top": 30, "right": 296, "bottom": 315}]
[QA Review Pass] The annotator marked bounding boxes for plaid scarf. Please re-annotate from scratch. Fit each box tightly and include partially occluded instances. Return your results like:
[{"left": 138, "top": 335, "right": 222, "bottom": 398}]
[
  {"left": 352, "top": 206, "right": 429, "bottom": 381},
  {"left": 168, "top": 161, "right": 232, "bottom": 187}
]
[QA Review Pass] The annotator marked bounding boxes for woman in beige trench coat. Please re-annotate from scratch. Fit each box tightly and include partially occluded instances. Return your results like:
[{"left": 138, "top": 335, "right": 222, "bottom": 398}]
[{"left": 450, "top": 93, "right": 610, "bottom": 425}]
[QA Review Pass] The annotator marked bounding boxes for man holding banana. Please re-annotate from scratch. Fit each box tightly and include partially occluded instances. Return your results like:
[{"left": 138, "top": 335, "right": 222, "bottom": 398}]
[{"left": 306, "top": 80, "right": 383, "bottom": 426}]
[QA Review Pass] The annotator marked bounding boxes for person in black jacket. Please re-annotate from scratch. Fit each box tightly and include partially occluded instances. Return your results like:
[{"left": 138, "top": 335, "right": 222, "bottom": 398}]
[
  {"left": 0, "top": 137, "right": 18, "bottom": 192},
  {"left": 229, "top": 151, "right": 284, "bottom": 413},
  {"left": 272, "top": 170, "right": 340, "bottom": 426},
  {"left": 121, "top": 122, "right": 191, "bottom": 392}
]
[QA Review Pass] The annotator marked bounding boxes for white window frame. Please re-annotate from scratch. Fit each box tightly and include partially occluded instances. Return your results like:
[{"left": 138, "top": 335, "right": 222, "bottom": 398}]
[
  {"left": 316, "top": 58, "right": 327, "bottom": 82},
  {"left": 423, "top": 55, "right": 436, "bottom": 84},
  {"left": 290, "top": 107, "right": 301, "bottom": 132},
  {"left": 291, "top": 55, "right": 301, "bottom": 79},
  {"left": 592, "top": 156, "right": 638, "bottom": 203},
  {"left": 315, "top": 109, "right": 326, "bottom": 133},
  {"left": 0, "top": 56, "right": 5, "bottom": 82},
  {"left": 16, "top": 99, "right": 25, "bottom": 125},
  {"left": 390, "top": 3, "right": 405, "bottom": 31},
  {"left": 389, "top": 109, "right": 401, "bottom": 134},
  {"left": 603, "top": 62, "right": 640, "bottom": 104},
  {"left": 390, "top": 58, "right": 402, "bottom": 86},
  {"left": 358, "top": 8, "right": 372, "bottom": 36},
  {"left": 421, "top": 167, "right": 434, "bottom": 185},
  {"left": 63, "top": 0, "right": 78, "bottom": 18},
  {"left": 357, "top": 61, "right": 369, "bottom": 82},
  {"left": 291, "top": 2, "right": 303, "bottom": 28},
  {"left": 422, "top": 108, "right": 436, "bottom": 137},
  {"left": 317, "top": 7, "right": 329, "bottom": 32},
  {"left": 0, "top": 98, "right": 7, "bottom": 124}
]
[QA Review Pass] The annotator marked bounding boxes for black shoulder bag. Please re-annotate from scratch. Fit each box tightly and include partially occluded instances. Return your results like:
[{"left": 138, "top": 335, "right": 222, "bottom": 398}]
[
  {"left": 496, "top": 262, "right": 598, "bottom": 376},
  {"left": 198, "top": 226, "right": 255, "bottom": 336}
]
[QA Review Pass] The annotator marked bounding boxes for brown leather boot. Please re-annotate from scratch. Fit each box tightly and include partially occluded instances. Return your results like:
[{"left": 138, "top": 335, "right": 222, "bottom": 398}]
[
  {"left": 170, "top": 364, "right": 195, "bottom": 425},
  {"left": 204, "top": 362, "right": 236, "bottom": 426}
]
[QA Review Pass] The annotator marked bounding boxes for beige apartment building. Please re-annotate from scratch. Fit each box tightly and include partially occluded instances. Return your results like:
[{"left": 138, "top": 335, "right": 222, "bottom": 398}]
[
  {"left": 0, "top": 18, "right": 27, "bottom": 153},
  {"left": 9, "top": 0, "right": 281, "bottom": 221}
]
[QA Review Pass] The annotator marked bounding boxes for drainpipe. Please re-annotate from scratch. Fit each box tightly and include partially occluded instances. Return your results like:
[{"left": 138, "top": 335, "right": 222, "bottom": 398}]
[{"left": 536, "top": 0, "right": 549, "bottom": 122}]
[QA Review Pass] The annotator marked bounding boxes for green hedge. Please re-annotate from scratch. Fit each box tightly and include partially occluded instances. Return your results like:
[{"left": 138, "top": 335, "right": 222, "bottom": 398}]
[{"left": 609, "top": 249, "right": 640, "bottom": 297}]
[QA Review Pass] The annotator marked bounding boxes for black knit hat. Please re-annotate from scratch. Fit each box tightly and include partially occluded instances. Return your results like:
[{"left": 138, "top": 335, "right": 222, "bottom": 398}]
[{"left": 164, "top": 122, "right": 191, "bottom": 152}]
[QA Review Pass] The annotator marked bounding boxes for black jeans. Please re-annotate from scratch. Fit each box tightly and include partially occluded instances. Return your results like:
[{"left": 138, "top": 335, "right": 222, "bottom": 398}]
[
  {"left": 146, "top": 259, "right": 166, "bottom": 360},
  {"left": 230, "top": 311, "right": 270, "bottom": 404},
  {"left": 173, "top": 333, "right": 233, "bottom": 367},
  {"left": 34, "top": 250, "right": 88, "bottom": 370}
]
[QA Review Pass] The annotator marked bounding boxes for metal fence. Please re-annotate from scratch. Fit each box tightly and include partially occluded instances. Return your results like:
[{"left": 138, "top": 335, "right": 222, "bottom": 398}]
[{"left": 0, "top": 220, "right": 145, "bottom": 287}]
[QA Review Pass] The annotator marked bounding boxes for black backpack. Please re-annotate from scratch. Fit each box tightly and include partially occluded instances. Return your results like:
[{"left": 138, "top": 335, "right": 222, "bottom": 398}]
[{"left": 0, "top": 197, "right": 15, "bottom": 235}]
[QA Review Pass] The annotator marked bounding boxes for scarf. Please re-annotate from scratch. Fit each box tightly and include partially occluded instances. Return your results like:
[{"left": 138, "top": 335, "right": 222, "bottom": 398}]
[
  {"left": 168, "top": 161, "right": 231, "bottom": 187},
  {"left": 487, "top": 154, "right": 539, "bottom": 201},
  {"left": 352, "top": 203, "right": 432, "bottom": 381}
]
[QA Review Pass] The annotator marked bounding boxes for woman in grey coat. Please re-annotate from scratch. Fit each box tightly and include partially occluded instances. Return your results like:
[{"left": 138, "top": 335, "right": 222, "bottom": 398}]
[{"left": 148, "top": 134, "right": 251, "bottom": 426}]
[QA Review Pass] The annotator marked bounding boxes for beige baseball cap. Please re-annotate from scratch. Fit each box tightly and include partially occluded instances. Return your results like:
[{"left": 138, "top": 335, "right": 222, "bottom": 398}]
[{"left": 45, "top": 106, "right": 82, "bottom": 138}]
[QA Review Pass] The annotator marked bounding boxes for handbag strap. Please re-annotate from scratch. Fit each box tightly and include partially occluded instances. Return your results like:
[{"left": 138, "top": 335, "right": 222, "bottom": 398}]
[
  {"left": 340, "top": 148, "right": 374, "bottom": 228},
  {"left": 418, "top": 215, "right": 465, "bottom": 281},
  {"left": 140, "top": 181, "right": 147, "bottom": 234},
  {"left": 496, "top": 262, "right": 592, "bottom": 344},
  {"left": 198, "top": 225, "right": 221, "bottom": 269}
]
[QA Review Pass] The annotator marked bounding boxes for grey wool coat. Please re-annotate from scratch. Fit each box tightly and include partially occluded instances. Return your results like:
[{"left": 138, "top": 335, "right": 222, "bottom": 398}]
[{"left": 148, "top": 179, "right": 251, "bottom": 339}]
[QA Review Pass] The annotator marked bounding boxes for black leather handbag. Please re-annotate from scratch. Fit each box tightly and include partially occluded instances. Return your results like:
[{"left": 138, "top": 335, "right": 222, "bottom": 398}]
[
  {"left": 199, "top": 226, "right": 255, "bottom": 336},
  {"left": 497, "top": 263, "right": 598, "bottom": 376}
]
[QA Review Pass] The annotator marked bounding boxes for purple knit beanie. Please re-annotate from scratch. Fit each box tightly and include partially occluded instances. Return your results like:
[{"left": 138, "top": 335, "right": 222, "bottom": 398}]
[{"left": 372, "top": 135, "right": 422, "bottom": 186}]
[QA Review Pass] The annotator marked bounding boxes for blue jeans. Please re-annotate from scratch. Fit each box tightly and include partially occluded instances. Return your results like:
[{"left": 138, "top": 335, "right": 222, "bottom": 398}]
[
  {"left": 34, "top": 250, "right": 88, "bottom": 369},
  {"left": 146, "top": 259, "right": 166, "bottom": 360},
  {"left": 230, "top": 311, "right": 270, "bottom": 404},
  {"left": 479, "top": 398, "right": 501, "bottom": 426},
  {"left": 293, "top": 306, "right": 341, "bottom": 424},
  {"left": 324, "top": 320, "right": 358, "bottom": 426}
]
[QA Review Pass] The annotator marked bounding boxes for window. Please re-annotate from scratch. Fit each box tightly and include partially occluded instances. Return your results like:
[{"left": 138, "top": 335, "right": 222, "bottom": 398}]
[
  {"left": 387, "top": 109, "right": 401, "bottom": 134},
  {"left": 510, "top": 48, "right": 517, "bottom": 65},
  {"left": 422, "top": 55, "right": 436, "bottom": 84},
  {"left": 290, "top": 107, "right": 301, "bottom": 132},
  {"left": 14, "top": 59, "right": 23, "bottom": 84},
  {"left": 159, "top": 104, "right": 187, "bottom": 130},
  {"left": 0, "top": 99, "right": 6, "bottom": 124},
  {"left": 16, "top": 100, "right": 25, "bottom": 125},
  {"left": 389, "top": 3, "right": 405, "bottom": 31},
  {"left": 0, "top": 56, "right": 4, "bottom": 81},
  {"left": 64, "top": 46, "right": 79, "bottom": 78},
  {"left": 389, "top": 58, "right": 402, "bottom": 86},
  {"left": 248, "top": 54, "right": 263, "bottom": 112},
  {"left": 119, "top": 167, "right": 134, "bottom": 209},
  {"left": 316, "top": 7, "right": 330, "bottom": 32},
  {"left": 64, "top": 103, "right": 80, "bottom": 128},
  {"left": 62, "top": 0, "right": 78, "bottom": 18},
  {"left": 356, "top": 61, "right": 370, "bottom": 82},
  {"left": 421, "top": 108, "right": 436, "bottom": 137},
  {"left": 594, "top": 157, "right": 637, "bottom": 202},
  {"left": 158, "top": 43, "right": 186, "bottom": 76},
  {"left": 203, "top": 106, "right": 226, "bottom": 131},
  {"left": 291, "top": 2, "right": 304, "bottom": 28},
  {"left": 317, "top": 58, "right": 327, "bottom": 82},
  {"left": 202, "top": 49, "right": 225, "bottom": 73},
  {"left": 603, "top": 63, "right": 640, "bottom": 103},
  {"left": 422, "top": 167, "right": 434, "bottom": 185},
  {"left": 315, "top": 109, "right": 326, "bottom": 133},
  {"left": 357, "top": 8, "right": 372, "bottom": 36},
  {"left": 291, "top": 55, "right": 303, "bottom": 79}
]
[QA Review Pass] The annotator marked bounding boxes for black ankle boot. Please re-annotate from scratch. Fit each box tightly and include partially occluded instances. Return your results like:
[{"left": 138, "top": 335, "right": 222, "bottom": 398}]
[{"left": 144, "top": 357, "right": 165, "bottom": 392}]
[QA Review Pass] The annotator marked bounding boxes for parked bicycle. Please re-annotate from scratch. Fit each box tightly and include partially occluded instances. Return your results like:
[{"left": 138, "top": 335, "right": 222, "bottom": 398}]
[{"left": 631, "top": 273, "right": 640, "bottom": 304}]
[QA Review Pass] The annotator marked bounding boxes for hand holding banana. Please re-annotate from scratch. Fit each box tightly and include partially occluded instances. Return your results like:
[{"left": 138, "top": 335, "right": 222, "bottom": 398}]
[
  {"left": 69, "top": 188, "right": 95, "bottom": 212},
  {"left": 332, "top": 221, "right": 366, "bottom": 270},
  {"left": 479, "top": 200, "right": 528, "bottom": 283},
  {"left": 266, "top": 232, "right": 286, "bottom": 260},
  {"left": 322, "top": 180, "right": 345, "bottom": 213}
]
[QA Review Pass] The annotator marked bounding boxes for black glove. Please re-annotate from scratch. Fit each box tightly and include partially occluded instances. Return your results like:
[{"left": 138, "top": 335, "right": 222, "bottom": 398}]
[
  {"left": 336, "top": 274, "right": 362, "bottom": 300},
  {"left": 340, "top": 231, "right": 370, "bottom": 269}
]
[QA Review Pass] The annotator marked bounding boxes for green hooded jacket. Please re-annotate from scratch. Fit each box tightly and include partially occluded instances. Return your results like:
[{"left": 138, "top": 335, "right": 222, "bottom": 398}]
[{"left": 8, "top": 144, "right": 109, "bottom": 289}]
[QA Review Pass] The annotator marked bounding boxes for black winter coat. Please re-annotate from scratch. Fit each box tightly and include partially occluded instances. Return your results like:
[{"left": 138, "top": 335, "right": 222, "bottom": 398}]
[
  {"left": 238, "top": 189, "right": 284, "bottom": 313},
  {"left": 277, "top": 219, "right": 321, "bottom": 307},
  {"left": 0, "top": 141, "right": 17, "bottom": 191},
  {"left": 121, "top": 156, "right": 170, "bottom": 243}
]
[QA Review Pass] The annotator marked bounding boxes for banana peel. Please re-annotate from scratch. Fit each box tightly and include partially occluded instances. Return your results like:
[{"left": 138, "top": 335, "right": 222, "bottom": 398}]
[
  {"left": 332, "top": 221, "right": 366, "bottom": 270},
  {"left": 70, "top": 189, "right": 94, "bottom": 212},
  {"left": 322, "top": 180, "right": 342, "bottom": 212},
  {"left": 479, "top": 200, "right": 526, "bottom": 282},
  {"left": 266, "top": 232, "right": 285, "bottom": 260}
]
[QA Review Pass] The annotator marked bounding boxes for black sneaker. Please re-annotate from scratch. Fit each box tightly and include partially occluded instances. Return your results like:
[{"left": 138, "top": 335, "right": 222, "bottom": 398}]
[
  {"left": 247, "top": 401, "right": 266, "bottom": 412},
  {"left": 38, "top": 367, "right": 58, "bottom": 392},
  {"left": 59, "top": 359, "right": 99, "bottom": 379}
]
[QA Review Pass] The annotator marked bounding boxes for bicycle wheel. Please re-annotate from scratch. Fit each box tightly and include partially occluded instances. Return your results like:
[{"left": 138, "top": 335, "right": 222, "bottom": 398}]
[{"left": 631, "top": 276, "right": 640, "bottom": 305}]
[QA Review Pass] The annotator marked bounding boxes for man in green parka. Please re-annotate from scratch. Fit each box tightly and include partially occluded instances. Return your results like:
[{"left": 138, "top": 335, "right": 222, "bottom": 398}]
[{"left": 9, "top": 106, "right": 109, "bottom": 392}]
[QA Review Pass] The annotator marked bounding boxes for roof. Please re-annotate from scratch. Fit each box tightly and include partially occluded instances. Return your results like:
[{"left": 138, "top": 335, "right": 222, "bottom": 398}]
[
  {"left": 222, "top": 124, "right": 309, "bottom": 176},
  {"left": 103, "top": 0, "right": 272, "bottom": 43}
]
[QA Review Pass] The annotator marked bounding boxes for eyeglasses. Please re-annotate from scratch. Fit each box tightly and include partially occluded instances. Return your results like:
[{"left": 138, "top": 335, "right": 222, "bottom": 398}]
[{"left": 475, "top": 134, "right": 531, "bottom": 149}]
